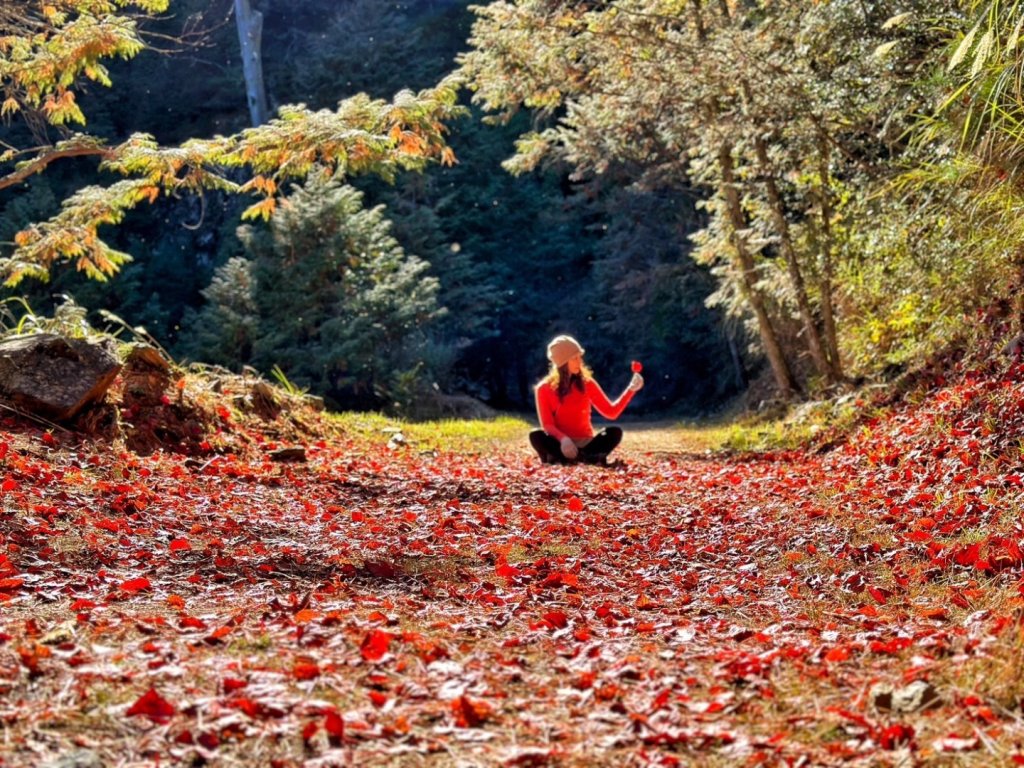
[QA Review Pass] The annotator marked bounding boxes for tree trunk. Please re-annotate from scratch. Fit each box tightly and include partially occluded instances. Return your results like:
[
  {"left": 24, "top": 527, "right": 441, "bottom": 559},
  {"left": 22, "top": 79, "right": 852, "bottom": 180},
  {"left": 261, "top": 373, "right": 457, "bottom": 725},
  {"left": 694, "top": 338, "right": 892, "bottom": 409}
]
[
  {"left": 689, "top": 10, "right": 792, "bottom": 397},
  {"left": 752, "top": 133, "right": 834, "bottom": 385},
  {"left": 725, "top": 327, "right": 746, "bottom": 390},
  {"left": 814, "top": 130, "right": 844, "bottom": 380},
  {"left": 689, "top": 0, "right": 707, "bottom": 41},
  {"left": 234, "top": 0, "right": 269, "bottom": 127},
  {"left": 719, "top": 142, "right": 799, "bottom": 399}
]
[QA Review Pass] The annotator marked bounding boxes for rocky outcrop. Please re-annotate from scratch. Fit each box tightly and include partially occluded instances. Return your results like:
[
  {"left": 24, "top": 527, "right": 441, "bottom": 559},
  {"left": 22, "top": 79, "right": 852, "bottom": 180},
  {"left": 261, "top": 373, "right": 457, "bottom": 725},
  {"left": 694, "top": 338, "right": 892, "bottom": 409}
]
[{"left": 0, "top": 333, "right": 120, "bottom": 421}]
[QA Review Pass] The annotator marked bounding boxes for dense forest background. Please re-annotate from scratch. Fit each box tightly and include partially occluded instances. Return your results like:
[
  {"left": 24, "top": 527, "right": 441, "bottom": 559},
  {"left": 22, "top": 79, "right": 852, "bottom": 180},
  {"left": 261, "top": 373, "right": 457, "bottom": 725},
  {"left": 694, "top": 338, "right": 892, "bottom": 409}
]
[
  {"left": 3, "top": 0, "right": 1019, "bottom": 418},
  {"left": 0, "top": 0, "right": 736, "bottom": 415}
]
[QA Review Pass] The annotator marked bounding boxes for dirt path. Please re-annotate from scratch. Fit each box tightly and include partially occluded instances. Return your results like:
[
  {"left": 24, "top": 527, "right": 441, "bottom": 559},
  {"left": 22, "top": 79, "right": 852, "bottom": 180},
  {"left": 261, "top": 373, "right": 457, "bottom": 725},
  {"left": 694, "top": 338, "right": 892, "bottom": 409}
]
[
  {"left": 495, "top": 418, "right": 728, "bottom": 461},
  {"left": 619, "top": 419, "right": 720, "bottom": 457},
  {"left": 6, "top": 389, "right": 1024, "bottom": 767}
]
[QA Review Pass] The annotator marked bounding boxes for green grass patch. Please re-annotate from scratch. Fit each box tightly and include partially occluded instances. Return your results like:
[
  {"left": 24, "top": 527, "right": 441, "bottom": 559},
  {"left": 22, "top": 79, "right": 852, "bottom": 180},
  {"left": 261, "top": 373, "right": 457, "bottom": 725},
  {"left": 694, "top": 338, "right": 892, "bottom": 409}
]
[
  {"left": 708, "top": 394, "right": 867, "bottom": 453},
  {"left": 505, "top": 542, "right": 583, "bottom": 563},
  {"left": 325, "top": 390, "right": 875, "bottom": 458},
  {"left": 328, "top": 411, "right": 530, "bottom": 453}
]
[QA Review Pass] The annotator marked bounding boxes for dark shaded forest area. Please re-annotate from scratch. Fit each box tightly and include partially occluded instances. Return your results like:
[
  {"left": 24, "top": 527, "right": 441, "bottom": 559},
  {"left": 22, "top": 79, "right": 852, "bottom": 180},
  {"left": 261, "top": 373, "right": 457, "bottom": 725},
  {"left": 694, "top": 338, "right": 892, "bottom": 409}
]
[{"left": 0, "top": 0, "right": 738, "bottom": 415}]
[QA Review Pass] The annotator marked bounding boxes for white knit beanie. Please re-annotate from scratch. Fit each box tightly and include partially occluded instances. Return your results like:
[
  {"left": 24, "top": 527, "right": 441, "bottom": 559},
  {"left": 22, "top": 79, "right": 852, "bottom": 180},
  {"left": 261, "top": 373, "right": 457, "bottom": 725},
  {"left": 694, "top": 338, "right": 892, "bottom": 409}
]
[{"left": 547, "top": 335, "right": 584, "bottom": 367}]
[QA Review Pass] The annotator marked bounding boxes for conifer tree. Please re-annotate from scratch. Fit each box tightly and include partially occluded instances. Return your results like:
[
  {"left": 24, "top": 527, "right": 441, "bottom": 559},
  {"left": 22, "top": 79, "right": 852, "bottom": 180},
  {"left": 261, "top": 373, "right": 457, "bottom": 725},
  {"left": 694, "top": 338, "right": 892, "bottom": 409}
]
[
  {"left": 181, "top": 174, "right": 445, "bottom": 410},
  {"left": 179, "top": 256, "right": 257, "bottom": 366}
]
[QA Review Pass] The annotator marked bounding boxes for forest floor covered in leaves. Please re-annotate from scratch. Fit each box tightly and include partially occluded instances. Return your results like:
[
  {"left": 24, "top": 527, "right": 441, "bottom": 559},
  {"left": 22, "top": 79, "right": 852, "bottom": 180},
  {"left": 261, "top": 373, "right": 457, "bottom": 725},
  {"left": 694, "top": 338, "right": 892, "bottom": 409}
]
[{"left": 4, "top": 353, "right": 1024, "bottom": 767}]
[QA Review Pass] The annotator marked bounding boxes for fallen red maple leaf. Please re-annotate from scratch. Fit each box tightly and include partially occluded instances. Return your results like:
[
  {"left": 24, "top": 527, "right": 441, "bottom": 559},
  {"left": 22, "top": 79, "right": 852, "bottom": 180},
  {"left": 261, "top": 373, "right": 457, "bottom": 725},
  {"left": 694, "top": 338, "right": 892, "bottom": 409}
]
[
  {"left": 222, "top": 677, "right": 248, "bottom": 693},
  {"left": 206, "top": 625, "right": 232, "bottom": 642},
  {"left": 877, "top": 723, "right": 914, "bottom": 750},
  {"left": 301, "top": 720, "right": 318, "bottom": 743},
  {"left": 293, "top": 660, "right": 320, "bottom": 680},
  {"left": 496, "top": 561, "right": 521, "bottom": 579},
  {"left": 232, "top": 697, "right": 265, "bottom": 718},
  {"left": 17, "top": 643, "right": 49, "bottom": 677},
  {"left": 824, "top": 646, "right": 850, "bottom": 662},
  {"left": 360, "top": 629, "right": 393, "bottom": 662},
  {"left": 867, "top": 585, "right": 890, "bottom": 604},
  {"left": 452, "top": 695, "right": 494, "bottom": 728},
  {"left": 542, "top": 610, "right": 569, "bottom": 629},
  {"left": 324, "top": 709, "right": 345, "bottom": 745},
  {"left": 540, "top": 571, "right": 578, "bottom": 588},
  {"left": 126, "top": 688, "right": 176, "bottom": 723},
  {"left": 120, "top": 577, "right": 151, "bottom": 593}
]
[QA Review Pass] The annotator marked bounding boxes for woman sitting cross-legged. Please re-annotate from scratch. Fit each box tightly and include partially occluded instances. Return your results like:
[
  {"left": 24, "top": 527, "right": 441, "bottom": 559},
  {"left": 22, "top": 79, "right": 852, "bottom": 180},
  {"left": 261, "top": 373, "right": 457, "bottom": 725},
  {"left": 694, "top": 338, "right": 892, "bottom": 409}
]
[{"left": 529, "top": 335, "right": 643, "bottom": 465}]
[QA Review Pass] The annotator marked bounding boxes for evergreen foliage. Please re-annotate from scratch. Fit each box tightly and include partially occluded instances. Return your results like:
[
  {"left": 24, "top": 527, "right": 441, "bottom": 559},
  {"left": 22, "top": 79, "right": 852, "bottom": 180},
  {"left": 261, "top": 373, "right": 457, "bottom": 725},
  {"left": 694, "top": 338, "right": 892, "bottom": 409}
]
[
  {"left": 179, "top": 174, "right": 446, "bottom": 411},
  {"left": 259, "top": 0, "right": 723, "bottom": 411},
  {"left": 0, "top": 0, "right": 464, "bottom": 285},
  {"left": 178, "top": 255, "right": 256, "bottom": 366},
  {"left": 0, "top": 0, "right": 168, "bottom": 129}
]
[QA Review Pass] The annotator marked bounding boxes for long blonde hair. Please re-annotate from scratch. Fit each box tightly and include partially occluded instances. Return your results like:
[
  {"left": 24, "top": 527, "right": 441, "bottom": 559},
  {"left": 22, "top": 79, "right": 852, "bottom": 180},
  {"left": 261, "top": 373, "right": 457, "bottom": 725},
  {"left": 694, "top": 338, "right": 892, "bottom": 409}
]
[{"left": 544, "top": 361, "right": 593, "bottom": 400}]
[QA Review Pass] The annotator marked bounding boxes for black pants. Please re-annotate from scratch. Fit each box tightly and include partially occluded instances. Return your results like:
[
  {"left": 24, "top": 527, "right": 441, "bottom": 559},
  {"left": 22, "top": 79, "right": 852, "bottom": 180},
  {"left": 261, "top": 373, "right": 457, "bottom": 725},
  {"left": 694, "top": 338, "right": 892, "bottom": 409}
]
[{"left": 529, "top": 427, "right": 623, "bottom": 464}]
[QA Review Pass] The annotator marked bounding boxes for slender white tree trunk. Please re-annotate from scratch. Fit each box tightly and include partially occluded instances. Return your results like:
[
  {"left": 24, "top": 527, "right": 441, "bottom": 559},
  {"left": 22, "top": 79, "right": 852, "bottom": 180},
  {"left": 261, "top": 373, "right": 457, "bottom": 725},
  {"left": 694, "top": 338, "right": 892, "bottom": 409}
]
[{"left": 234, "top": 0, "right": 269, "bottom": 126}]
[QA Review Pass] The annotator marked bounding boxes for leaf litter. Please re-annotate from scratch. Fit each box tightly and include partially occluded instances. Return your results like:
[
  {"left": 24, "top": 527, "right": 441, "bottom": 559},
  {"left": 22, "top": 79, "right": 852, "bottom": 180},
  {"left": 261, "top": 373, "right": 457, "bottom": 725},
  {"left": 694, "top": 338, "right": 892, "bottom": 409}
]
[{"left": 3, "top": 360, "right": 1024, "bottom": 765}]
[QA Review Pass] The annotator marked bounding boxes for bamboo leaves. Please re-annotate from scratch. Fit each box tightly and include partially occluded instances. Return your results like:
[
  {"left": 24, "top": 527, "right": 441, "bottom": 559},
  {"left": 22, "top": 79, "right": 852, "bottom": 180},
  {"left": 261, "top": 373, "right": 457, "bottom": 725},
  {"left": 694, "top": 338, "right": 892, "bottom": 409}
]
[
  {"left": 938, "top": 1, "right": 1024, "bottom": 152},
  {"left": 949, "top": 22, "right": 981, "bottom": 71}
]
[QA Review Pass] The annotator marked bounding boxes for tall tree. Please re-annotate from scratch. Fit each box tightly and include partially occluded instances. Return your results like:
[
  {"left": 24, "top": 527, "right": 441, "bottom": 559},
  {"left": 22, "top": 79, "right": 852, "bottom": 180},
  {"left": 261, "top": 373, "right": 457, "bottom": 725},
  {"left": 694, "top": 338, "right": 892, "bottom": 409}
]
[
  {"left": 459, "top": 0, "right": 941, "bottom": 396},
  {"left": 459, "top": 0, "right": 802, "bottom": 396},
  {"left": 233, "top": 0, "right": 269, "bottom": 126}
]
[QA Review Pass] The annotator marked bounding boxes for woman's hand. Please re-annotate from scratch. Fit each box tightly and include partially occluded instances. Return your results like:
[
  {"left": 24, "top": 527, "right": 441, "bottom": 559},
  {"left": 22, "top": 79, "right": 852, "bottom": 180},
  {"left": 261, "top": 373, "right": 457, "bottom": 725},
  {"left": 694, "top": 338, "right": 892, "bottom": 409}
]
[
  {"left": 560, "top": 436, "right": 579, "bottom": 459},
  {"left": 628, "top": 373, "right": 644, "bottom": 392}
]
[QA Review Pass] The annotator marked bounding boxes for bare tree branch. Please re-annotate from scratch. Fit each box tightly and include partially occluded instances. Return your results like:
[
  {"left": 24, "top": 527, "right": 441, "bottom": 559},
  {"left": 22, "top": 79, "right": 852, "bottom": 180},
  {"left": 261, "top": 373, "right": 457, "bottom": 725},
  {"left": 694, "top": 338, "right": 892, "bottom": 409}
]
[{"left": 0, "top": 143, "right": 112, "bottom": 193}]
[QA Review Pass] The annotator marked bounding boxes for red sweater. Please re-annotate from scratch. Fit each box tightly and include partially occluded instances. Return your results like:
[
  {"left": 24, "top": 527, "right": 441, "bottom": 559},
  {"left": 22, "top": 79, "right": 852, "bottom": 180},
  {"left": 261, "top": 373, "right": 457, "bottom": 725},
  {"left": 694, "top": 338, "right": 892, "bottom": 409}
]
[{"left": 535, "top": 378, "right": 633, "bottom": 441}]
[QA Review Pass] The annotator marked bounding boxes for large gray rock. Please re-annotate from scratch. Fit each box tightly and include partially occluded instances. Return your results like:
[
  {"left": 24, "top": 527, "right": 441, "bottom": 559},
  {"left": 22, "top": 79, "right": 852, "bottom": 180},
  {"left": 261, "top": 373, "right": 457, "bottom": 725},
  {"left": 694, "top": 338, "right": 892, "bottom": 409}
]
[{"left": 0, "top": 333, "right": 121, "bottom": 421}]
